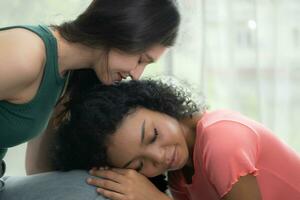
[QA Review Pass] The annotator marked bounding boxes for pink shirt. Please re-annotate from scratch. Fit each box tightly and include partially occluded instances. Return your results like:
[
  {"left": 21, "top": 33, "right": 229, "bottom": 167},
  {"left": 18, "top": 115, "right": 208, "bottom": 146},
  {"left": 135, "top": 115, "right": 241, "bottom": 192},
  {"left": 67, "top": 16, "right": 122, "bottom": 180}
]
[{"left": 168, "top": 110, "right": 300, "bottom": 200}]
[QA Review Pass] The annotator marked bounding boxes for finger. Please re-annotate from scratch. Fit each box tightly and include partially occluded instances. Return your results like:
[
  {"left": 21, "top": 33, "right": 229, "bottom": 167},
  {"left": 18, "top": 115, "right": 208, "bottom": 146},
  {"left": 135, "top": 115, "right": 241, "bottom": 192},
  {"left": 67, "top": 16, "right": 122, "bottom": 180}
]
[
  {"left": 111, "top": 168, "right": 137, "bottom": 176},
  {"left": 89, "top": 169, "right": 125, "bottom": 183},
  {"left": 97, "top": 187, "right": 124, "bottom": 200},
  {"left": 87, "top": 178, "right": 125, "bottom": 194},
  {"left": 111, "top": 168, "right": 146, "bottom": 179}
]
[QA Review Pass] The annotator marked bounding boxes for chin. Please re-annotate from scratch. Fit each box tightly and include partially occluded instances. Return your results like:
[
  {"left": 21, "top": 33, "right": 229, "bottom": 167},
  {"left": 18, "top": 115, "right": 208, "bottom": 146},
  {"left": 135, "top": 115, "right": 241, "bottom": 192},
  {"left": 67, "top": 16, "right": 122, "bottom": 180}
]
[
  {"left": 100, "top": 78, "right": 113, "bottom": 85},
  {"left": 98, "top": 73, "right": 114, "bottom": 85}
]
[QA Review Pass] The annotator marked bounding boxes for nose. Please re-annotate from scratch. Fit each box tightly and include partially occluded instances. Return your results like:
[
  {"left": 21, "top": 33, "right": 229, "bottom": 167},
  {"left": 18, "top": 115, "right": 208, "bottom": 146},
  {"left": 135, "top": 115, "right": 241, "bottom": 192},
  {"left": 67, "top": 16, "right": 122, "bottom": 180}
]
[{"left": 129, "top": 65, "right": 146, "bottom": 80}]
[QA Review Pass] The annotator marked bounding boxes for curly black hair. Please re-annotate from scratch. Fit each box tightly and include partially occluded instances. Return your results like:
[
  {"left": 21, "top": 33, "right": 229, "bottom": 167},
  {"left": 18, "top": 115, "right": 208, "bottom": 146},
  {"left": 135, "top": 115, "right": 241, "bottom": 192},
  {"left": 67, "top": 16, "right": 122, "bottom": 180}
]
[{"left": 52, "top": 79, "right": 205, "bottom": 192}]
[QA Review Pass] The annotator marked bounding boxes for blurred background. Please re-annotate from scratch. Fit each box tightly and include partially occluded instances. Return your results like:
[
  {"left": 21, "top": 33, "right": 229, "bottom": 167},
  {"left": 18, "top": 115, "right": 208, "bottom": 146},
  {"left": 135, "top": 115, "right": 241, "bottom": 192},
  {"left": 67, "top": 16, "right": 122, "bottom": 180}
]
[{"left": 1, "top": 0, "right": 300, "bottom": 176}]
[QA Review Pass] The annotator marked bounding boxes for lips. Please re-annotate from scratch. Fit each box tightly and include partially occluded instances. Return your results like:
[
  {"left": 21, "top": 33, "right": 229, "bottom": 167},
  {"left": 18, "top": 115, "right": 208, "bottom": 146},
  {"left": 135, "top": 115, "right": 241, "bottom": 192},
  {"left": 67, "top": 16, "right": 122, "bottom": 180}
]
[
  {"left": 166, "top": 146, "right": 177, "bottom": 170},
  {"left": 113, "top": 73, "right": 126, "bottom": 83}
]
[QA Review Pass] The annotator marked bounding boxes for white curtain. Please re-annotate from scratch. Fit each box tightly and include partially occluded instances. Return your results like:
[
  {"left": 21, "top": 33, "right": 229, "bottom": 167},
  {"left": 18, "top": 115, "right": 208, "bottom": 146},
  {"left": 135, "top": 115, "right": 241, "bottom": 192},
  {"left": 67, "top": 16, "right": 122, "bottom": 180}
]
[{"left": 166, "top": 0, "right": 300, "bottom": 152}]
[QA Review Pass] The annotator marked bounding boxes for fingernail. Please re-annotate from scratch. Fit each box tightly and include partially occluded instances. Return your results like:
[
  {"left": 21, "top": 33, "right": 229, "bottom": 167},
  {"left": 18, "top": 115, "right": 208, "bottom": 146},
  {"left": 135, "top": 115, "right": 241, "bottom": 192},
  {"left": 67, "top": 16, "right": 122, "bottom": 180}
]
[
  {"left": 97, "top": 188, "right": 102, "bottom": 193},
  {"left": 87, "top": 178, "right": 92, "bottom": 183}
]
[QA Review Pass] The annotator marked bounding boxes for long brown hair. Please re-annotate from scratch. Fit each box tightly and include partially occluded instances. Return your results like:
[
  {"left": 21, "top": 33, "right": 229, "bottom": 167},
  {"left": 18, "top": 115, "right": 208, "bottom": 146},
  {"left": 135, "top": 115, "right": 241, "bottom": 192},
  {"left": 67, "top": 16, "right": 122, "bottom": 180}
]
[{"left": 54, "top": 0, "right": 180, "bottom": 125}]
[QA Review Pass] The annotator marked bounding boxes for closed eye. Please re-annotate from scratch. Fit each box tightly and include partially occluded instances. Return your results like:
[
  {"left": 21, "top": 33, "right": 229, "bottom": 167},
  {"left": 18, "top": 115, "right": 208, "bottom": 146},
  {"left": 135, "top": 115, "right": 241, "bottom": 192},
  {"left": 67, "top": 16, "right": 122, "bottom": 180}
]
[
  {"left": 136, "top": 128, "right": 158, "bottom": 172},
  {"left": 150, "top": 128, "right": 159, "bottom": 143},
  {"left": 138, "top": 58, "right": 143, "bottom": 65},
  {"left": 138, "top": 54, "right": 153, "bottom": 65},
  {"left": 138, "top": 55, "right": 144, "bottom": 65}
]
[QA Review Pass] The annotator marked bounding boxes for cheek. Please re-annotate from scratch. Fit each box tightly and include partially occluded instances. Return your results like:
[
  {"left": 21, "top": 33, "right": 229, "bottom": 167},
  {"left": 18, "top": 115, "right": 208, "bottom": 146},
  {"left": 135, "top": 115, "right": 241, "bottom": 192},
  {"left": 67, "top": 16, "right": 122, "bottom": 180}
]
[
  {"left": 93, "top": 65, "right": 104, "bottom": 80},
  {"left": 165, "top": 125, "right": 189, "bottom": 157},
  {"left": 108, "top": 54, "right": 137, "bottom": 72},
  {"left": 91, "top": 56, "right": 110, "bottom": 81},
  {"left": 164, "top": 123, "right": 185, "bottom": 143}
]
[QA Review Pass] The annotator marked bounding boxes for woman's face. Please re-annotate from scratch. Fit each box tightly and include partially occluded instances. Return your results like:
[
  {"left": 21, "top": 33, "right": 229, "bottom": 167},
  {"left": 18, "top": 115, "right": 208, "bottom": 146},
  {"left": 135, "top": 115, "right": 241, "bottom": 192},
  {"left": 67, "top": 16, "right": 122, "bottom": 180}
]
[
  {"left": 94, "top": 45, "right": 167, "bottom": 85},
  {"left": 106, "top": 108, "right": 191, "bottom": 177}
]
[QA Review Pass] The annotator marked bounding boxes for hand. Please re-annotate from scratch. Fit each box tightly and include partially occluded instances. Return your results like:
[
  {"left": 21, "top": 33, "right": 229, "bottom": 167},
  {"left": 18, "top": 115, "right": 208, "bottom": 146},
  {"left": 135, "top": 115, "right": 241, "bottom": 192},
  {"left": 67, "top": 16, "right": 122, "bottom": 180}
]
[{"left": 87, "top": 168, "right": 171, "bottom": 200}]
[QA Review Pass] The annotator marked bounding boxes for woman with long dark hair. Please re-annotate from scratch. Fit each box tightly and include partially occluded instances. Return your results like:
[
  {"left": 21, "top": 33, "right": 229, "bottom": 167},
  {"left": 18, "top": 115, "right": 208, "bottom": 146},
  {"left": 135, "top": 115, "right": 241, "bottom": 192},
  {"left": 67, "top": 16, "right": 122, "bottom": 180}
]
[
  {"left": 0, "top": 1, "right": 180, "bottom": 198},
  {"left": 0, "top": 0, "right": 180, "bottom": 177}
]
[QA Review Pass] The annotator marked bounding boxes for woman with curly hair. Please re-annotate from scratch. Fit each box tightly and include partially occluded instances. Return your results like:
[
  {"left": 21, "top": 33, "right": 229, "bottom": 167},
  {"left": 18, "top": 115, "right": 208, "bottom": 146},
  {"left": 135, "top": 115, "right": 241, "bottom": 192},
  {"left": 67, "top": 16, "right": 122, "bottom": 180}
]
[{"left": 43, "top": 79, "right": 300, "bottom": 200}]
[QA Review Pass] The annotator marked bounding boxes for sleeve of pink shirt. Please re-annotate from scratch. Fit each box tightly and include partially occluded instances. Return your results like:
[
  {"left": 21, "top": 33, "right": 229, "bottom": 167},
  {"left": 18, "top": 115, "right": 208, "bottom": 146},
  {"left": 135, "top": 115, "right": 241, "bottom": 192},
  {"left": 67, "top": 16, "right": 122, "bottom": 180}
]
[{"left": 201, "top": 120, "right": 260, "bottom": 198}]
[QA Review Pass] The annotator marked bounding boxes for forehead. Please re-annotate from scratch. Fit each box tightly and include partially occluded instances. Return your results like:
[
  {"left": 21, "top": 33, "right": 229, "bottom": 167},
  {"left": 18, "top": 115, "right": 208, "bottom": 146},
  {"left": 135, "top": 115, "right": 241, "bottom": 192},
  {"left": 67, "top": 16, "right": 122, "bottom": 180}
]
[{"left": 106, "top": 108, "right": 149, "bottom": 167}]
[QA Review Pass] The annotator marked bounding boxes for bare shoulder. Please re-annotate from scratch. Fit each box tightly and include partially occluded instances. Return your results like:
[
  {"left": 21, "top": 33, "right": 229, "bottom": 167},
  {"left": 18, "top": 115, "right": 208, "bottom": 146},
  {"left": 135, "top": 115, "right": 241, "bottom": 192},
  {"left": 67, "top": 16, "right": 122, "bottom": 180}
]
[
  {"left": 222, "top": 175, "right": 262, "bottom": 200},
  {"left": 0, "top": 28, "right": 46, "bottom": 75},
  {"left": 0, "top": 28, "right": 46, "bottom": 100}
]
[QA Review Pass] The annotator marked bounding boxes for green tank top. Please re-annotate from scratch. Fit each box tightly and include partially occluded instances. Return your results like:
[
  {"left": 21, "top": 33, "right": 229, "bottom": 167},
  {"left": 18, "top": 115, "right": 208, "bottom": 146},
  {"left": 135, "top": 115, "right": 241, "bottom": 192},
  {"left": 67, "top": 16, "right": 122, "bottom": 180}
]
[{"left": 0, "top": 25, "right": 68, "bottom": 160}]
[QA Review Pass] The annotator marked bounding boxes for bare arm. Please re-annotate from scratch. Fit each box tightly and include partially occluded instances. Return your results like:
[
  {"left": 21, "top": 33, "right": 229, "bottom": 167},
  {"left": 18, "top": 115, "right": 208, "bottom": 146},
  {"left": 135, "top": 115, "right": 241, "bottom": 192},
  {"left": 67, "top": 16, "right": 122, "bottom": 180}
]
[
  {"left": 222, "top": 175, "right": 262, "bottom": 200},
  {"left": 25, "top": 115, "right": 56, "bottom": 175},
  {"left": 25, "top": 102, "right": 65, "bottom": 175}
]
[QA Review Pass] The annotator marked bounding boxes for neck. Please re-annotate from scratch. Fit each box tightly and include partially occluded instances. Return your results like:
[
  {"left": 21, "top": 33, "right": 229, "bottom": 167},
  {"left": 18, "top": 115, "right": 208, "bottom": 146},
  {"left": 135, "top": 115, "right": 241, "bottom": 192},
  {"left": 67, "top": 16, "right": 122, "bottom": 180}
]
[
  {"left": 52, "top": 29, "right": 101, "bottom": 76},
  {"left": 180, "top": 112, "right": 203, "bottom": 167}
]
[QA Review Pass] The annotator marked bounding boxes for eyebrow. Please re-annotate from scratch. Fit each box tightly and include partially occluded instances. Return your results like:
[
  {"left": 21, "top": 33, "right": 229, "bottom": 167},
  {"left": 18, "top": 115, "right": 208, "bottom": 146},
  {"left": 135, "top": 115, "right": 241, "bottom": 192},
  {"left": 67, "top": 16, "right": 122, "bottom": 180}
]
[
  {"left": 145, "top": 53, "right": 155, "bottom": 63},
  {"left": 122, "top": 120, "right": 146, "bottom": 168}
]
